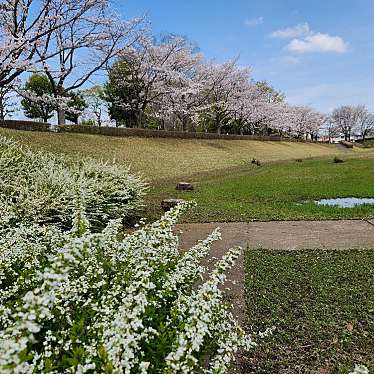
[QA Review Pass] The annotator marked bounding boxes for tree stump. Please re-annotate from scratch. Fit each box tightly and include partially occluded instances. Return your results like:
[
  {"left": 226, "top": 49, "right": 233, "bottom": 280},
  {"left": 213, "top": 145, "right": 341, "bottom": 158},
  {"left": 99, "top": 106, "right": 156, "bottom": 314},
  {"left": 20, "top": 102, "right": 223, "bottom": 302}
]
[
  {"left": 161, "top": 199, "right": 185, "bottom": 212},
  {"left": 176, "top": 182, "right": 194, "bottom": 191}
]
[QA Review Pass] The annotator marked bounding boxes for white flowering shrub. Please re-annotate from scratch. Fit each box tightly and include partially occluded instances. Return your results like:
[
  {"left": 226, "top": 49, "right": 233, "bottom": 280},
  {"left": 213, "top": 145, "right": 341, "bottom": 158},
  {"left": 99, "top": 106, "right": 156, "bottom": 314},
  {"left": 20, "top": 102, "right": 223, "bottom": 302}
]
[
  {"left": 0, "top": 201, "right": 253, "bottom": 373},
  {"left": 0, "top": 136, "right": 146, "bottom": 229},
  {"left": 349, "top": 365, "right": 369, "bottom": 374}
]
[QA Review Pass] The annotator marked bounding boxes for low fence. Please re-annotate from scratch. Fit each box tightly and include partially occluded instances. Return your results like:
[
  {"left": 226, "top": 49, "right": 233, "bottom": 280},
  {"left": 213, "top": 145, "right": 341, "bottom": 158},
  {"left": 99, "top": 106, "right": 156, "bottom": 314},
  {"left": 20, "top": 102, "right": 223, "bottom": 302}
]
[{"left": 0, "top": 119, "right": 302, "bottom": 142}]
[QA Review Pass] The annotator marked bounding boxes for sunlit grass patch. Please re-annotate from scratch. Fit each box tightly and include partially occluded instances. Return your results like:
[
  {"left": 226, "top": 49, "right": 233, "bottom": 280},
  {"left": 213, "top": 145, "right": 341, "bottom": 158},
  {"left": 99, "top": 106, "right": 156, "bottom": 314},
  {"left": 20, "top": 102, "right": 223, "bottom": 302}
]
[{"left": 244, "top": 248, "right": 374, "bottom": 373}]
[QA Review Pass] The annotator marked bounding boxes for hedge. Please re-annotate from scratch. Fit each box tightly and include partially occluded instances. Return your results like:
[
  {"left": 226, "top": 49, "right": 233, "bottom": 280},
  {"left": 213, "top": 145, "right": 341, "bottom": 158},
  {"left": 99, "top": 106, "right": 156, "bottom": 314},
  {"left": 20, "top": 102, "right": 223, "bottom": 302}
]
[
  {"left": 0, "top": 119, "right": 305, "bottom": 142},
  {"left": 58, "top": 124, "right": 285, "bottom": 141},
  {"left": 0, "top": 119, "right": 50, "bottom": 132}
]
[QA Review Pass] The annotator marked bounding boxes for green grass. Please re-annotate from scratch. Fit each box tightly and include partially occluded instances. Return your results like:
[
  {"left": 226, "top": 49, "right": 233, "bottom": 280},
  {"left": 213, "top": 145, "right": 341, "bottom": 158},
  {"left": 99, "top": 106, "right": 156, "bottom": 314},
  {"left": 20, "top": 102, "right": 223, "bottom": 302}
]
[
  {"left": 1, "top": 127, "right": 374, "bottom": 223},
  {"left": 244, "top": 249, "right": 374, "bottom": 373},
  {"left": 0, "top": 127, "right": 353, "bottom": 182},
  {"left": 149, "top": 157, "right": 374, "bottom": 222},
  {"left": 362, "top": 140, "right": 374, "bottom": 148}
]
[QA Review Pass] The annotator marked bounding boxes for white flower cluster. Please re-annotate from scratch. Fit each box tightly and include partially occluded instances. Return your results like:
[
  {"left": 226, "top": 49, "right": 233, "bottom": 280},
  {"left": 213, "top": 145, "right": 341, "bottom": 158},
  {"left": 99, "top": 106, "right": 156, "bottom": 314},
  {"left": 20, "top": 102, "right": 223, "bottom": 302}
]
[
  {"left": 349, "top": 365, "right": 369, "bottom": 374},
  {"left": 0, "top": 136, "right": 146, "bottom": 230},
  {"left": 0, "top": 200, "right": 253, "bottom": 373}
]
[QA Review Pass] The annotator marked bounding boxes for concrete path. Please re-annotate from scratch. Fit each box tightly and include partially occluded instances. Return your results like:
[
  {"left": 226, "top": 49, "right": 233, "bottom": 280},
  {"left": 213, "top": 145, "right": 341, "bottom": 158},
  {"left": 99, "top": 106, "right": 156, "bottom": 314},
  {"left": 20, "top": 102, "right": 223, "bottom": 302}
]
[
  {"left": 176, "top": 219, "right": 374, "bottom": 318},
  {"left": 176, "top": 219, "right": 374, "bottom": 251},
  {"left": 175, "top": 219, "right": 374, "bottom": 373}
]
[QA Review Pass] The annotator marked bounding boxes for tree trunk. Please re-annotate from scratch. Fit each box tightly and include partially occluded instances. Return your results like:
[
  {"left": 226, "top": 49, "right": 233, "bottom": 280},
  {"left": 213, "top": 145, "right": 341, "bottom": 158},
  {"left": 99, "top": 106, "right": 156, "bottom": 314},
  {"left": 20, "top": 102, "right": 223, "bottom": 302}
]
[
  {"left": 136, "top": 111, "right": 143, "bottom": 128},
  {"left": 182, "top": 117, "right": 189, "bottom": 132},
  {"left": 57, "top": 108, "right": 66, "bottom": 126},
  {"left": 0, "top": 100, "right": 5, "bottom": 120},
  {"left": 215, "top": 113, "right": 221, "bottom": 134}
]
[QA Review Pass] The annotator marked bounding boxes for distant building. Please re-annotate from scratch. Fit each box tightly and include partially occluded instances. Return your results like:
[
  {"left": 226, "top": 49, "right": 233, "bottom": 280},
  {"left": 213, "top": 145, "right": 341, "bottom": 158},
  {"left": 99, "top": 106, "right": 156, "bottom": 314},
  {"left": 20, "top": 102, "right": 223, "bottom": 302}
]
[{"left": 321, "top": 133, "right": 372, "bottom": 144}]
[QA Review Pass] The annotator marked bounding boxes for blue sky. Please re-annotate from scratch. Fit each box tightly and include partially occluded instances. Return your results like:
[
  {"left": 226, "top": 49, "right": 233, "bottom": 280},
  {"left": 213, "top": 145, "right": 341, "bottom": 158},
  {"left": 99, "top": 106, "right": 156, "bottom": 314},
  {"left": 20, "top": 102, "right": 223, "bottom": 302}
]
[{"left": 118, "top": 0, "right": 374, "bottom": 113}]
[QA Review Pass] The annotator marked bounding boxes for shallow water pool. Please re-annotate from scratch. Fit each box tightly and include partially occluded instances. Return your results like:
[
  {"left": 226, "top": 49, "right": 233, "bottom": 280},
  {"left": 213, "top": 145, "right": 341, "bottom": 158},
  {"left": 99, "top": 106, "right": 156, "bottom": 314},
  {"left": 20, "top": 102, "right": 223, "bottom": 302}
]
[{"left": 314, "top": 197, "right": 374, "bottom": 208}]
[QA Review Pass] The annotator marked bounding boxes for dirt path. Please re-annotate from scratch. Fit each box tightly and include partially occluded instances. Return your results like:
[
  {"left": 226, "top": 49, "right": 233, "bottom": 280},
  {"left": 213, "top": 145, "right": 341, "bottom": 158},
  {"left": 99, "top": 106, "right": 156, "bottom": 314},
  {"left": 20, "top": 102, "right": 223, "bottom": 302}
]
[
  {"left": 334, "top": 143, "right": 351, "bottom": 152},
  {"left": 175, "top": 219, "right": 374, "bottom": 373}
]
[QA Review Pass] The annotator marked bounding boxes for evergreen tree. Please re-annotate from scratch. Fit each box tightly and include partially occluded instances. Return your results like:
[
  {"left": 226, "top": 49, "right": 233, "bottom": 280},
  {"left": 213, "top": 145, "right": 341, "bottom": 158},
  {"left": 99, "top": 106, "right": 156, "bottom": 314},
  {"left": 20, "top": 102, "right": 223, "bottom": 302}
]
[{"left": 21, "top": 74, "right": 55, "bottom": 123}]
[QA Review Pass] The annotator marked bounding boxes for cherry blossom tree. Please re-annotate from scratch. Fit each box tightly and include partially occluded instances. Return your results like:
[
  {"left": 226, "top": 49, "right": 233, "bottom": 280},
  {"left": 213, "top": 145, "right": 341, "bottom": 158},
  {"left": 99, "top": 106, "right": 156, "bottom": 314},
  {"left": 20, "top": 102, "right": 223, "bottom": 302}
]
[
  {"left": 288, "top": 106, "right": 324, "bottom": 140},
  {"left": 321, "top": 115, "right": 339, "bottom": 143},
  {"left": 0, "top": 0, "right": 113, "bottom": 88},
  {"left": 201, "top": 60, "right": 251, "bottom": 134},
  {"left": 0, "top": 83, "right": 17, "bottom": 120},
  {"left": 105, "top": 35, "right": 202, "bottom": 128},
  {"left": 32, "top": 0, "right": 143, "bottom": 125},
  {"left": 331, "top": 105, "right": 358, "bottom": 141},
  {"left": 0, "top": 0, "right": 52, "bottom": 87},
  {"left": 227, "top": 83, "right": 270, "bottom": 135},
  {"left": 355, "top": 105, "right": 374, "bottom": 141}
]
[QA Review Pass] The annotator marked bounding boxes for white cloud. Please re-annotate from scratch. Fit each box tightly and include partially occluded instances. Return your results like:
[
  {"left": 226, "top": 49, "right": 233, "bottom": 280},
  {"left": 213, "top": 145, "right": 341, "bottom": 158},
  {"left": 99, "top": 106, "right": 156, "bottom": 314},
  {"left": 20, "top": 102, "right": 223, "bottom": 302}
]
[
  {"left": 288, "top": 33, "right": 349, "bottom": 53},
  {"left": 270, "top": 22, "right": 349, "bottom": 54},
  {"left": 270, "top": 23, "right": 310, "bottom": 39},
  {"left": 282, "top": 55, "right": 300, "bottom": 65},
  {"left": 244, "top": 17, "right": 264, "bottom": 27}
]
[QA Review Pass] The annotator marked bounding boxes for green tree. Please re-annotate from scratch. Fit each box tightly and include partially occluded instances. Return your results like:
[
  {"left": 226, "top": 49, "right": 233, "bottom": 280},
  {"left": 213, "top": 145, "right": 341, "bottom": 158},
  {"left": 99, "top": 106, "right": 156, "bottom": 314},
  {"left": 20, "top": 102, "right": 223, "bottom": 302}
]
[
  {"left": 82, "top": 85, "right": 107, "bottom": 127},
  {"left": 65, "top": 92, "right": 87, "bottom": 124},
  {"left": 255, "top": 81, "right": 285, "bottom": 104},
  {"left": 21, "top": 74, "right": 55, "bottom": 123},
  {"left": 103, "top": 60, "right": 146, "bottom": 127}
]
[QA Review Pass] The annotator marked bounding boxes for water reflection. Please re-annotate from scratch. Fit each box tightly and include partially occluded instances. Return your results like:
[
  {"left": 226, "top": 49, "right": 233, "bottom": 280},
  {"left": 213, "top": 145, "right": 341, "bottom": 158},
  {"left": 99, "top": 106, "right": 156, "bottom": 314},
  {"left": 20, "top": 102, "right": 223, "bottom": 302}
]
[{"left": 315, "top": 197, "right": 374, "bottom": 208}]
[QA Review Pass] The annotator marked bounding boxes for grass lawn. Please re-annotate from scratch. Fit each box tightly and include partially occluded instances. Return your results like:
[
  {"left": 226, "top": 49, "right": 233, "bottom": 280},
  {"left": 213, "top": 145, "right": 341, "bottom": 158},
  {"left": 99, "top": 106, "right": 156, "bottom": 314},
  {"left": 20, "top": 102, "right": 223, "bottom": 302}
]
[
  {"left": 148, "top": 157, "right": 374, "bottom": 222},
  {"left": 362, "top": 140, "right": 374, "bottom": 148},
  {"left": 0, "top": 127, "right": 352, "bottom": 182},
  {"left": 1, "top": 128, "right": 374, "bottom": 223},
  {"left": 244, "top": 249, "right": 374, "bottom": 373}
]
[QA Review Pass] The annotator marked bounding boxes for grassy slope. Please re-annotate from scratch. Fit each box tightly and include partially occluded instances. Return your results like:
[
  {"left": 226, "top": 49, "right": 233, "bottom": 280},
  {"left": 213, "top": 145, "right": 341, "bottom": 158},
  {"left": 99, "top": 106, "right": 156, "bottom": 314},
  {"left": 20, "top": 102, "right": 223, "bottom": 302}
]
[
  {"left": 2, "top": 127, "right": 374, "bottom": 222},
  {"left": 244, "top": 249, "right": 374, "bottom": 373},
  {"left": 153, "top": 157, "right": 374, "bottom": 222},
  {"left": 0, "top": 127, "right": 350, "bottom": 182}
]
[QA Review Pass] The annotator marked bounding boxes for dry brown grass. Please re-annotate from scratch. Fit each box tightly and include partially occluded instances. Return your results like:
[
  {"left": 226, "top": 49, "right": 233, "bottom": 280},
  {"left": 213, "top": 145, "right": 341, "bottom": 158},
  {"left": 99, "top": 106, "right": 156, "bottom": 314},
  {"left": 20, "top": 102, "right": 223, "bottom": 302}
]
[{"left": 0, "top": 127, "right": 366, "bottom": 182}]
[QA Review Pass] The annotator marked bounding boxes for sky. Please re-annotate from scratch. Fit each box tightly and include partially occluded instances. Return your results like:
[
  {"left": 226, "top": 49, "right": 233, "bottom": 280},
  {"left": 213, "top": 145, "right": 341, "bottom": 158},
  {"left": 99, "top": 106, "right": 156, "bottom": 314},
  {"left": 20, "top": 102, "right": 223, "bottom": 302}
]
[{"left": 118, "top": 0, "right": 374, "bottom": 113}]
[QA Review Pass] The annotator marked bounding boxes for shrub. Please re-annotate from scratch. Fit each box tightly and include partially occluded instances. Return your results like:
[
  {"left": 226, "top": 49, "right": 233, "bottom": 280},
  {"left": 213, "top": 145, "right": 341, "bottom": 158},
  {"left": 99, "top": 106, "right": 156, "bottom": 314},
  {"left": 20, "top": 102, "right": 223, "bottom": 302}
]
[
  {"left": 0, "top": 201, "right": 254, "bottom": 373},
  {"left": 0, "top": 136, "right": 146, "bottom": 229},
  {"left": 80, "top": 119, "right": 97, "bottom": 126},
  {"left": 251, "top": 158, "right": 261, "bottom": 166}
]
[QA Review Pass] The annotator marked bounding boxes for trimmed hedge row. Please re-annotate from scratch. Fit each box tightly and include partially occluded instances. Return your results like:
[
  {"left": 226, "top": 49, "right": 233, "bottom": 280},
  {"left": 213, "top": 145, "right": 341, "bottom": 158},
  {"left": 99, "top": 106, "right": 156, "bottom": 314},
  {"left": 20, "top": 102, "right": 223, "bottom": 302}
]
[
  {"left": 59, "top": 124, "right": 285, "bottom": 141},
  {"left": 0, "top": 119, "right": 302, "bottom": 142},
  {"left": 0, "top": 119, "right": 50, "bottom": 132}
]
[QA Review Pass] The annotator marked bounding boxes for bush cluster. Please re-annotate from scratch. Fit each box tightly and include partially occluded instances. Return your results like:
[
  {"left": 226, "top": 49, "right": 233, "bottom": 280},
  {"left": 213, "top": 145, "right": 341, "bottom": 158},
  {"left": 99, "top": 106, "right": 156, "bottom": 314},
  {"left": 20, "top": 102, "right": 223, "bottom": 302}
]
[
  {"left": 0, "top": 136, "right": 146, "bottom": 230},
  {"left": 0, "top": 201, "right": 254, "bottom": 373}
]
